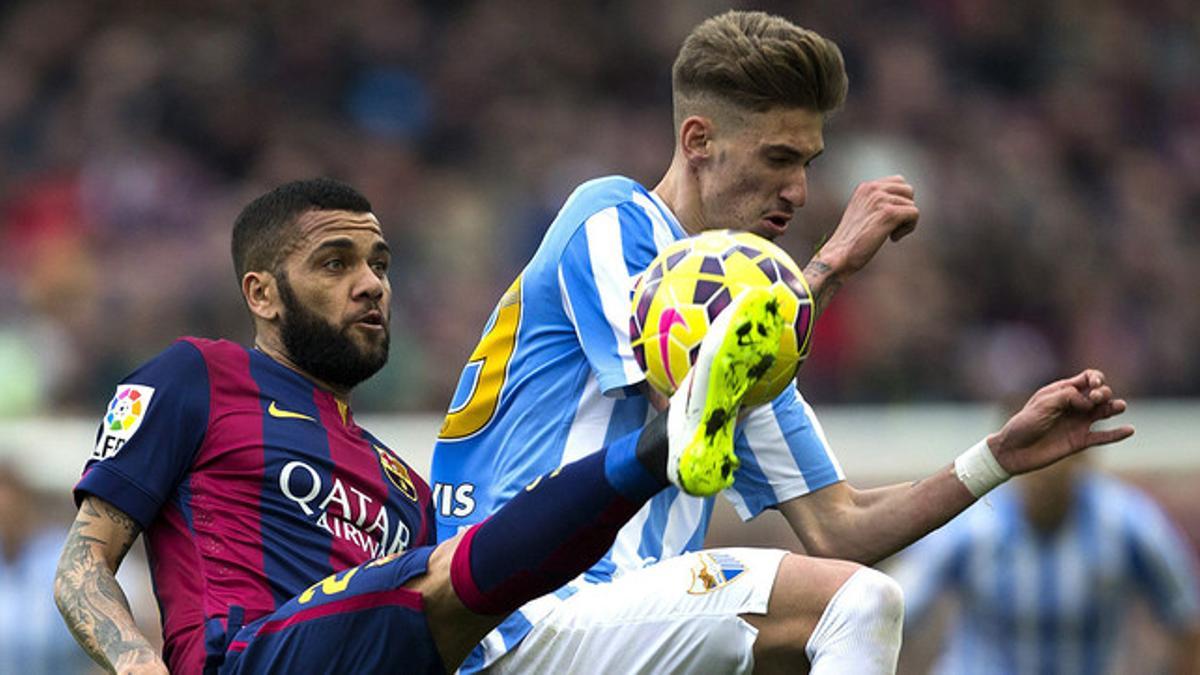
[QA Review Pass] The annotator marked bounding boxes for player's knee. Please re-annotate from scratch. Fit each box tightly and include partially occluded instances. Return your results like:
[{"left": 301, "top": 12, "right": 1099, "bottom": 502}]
[
  {"left": 805, "top": 568, "right": 904, "bottom": 673},
  {"left": 849, "top": 567, "right": 904, "bottom": 631}
]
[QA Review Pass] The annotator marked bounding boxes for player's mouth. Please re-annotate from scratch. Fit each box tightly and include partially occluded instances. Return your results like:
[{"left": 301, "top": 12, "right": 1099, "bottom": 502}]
[
  {"left": 760, "top": 213, "right": 792, "bottom": 237},
  {"left": 351, "top": 309, "right": 387, "bottom": 331}
]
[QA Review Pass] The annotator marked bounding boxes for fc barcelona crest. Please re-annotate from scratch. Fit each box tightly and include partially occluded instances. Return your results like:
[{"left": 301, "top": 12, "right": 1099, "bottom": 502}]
[{"left": 374, "top": 445, "right": 418, "bottom": 501}]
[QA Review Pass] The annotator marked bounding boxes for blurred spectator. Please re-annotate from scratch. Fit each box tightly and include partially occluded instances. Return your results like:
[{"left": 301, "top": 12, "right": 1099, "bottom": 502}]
[
  {"left": 0, "top": 0, "right": 1196, "bottom": 412},
  {"left": 889, "top": 451, "right": 1200, "bottom": 674},
  {"left": 0, "top": 461, "right": 96, "bottom": 674}
]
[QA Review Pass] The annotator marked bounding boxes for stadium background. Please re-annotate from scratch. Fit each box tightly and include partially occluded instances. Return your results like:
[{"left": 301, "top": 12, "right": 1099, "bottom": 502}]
[{"left": 0, "top": 0, "right": 1195, "bottom": 672}]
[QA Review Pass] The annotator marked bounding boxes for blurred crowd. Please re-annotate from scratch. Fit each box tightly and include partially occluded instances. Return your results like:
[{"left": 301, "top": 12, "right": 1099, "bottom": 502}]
[{"left": 0, "top": 0, "right": 1196, "bottom": 415}]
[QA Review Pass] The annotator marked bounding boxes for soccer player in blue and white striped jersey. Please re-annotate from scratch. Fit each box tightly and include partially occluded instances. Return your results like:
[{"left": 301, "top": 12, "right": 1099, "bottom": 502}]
[
  {"left": 892, "top": 454, "right": 1200, "bottom": 675},
  {"left": 431, "top": 11, "right": 1134, "bottom": 674}
]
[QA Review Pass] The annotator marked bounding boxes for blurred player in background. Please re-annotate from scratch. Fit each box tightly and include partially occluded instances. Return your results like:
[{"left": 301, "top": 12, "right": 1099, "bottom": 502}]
[
  {"left": 0, "top": 462, "right": 97, "bottom": 675},
  {"left": 432, "top": 9, "right": 1134, "bottom": 674},
  {"left": 51, "top": 178, "right": 784, "bottom": 674},
  {"left": 891, "top": 437, "right": 1200, "bottom": 673}
]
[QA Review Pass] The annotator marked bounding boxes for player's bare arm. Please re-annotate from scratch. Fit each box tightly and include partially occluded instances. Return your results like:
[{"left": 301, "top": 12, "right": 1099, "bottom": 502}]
[
  {"left": 54, "top": 495, "right": 166, "bottom": 675},
  {"left": 778, "top": 369, "right": 1134, "bottom": 564},
  {"left": 803, "top": 175, "right": 919, "bottom": 316}
]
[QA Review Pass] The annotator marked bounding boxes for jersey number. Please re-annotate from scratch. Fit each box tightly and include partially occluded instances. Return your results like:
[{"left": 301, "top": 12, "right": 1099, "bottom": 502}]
[
  {"left": 439, "top": 276, "right": 522, "bottom": 440},
  {"left": 298, "top": 567, "right": 359, "bottom": 604}
]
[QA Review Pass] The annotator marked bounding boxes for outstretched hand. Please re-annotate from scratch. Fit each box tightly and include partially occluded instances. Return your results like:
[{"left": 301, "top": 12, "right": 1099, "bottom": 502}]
[
  {"left": 988, "top": 369, "right": 1134, "bottom": 476},
  {"left": 802, "top": 176, "right": 920, "bottom": 316},
  {"left": 816, "top": 175, "right": 920, "bottom": 277}
]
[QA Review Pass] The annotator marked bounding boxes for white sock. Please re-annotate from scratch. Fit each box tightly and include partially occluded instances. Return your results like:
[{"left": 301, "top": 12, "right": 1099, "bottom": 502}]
[{"left": 805, "top": 568, "right": 905, "bottom": 674}]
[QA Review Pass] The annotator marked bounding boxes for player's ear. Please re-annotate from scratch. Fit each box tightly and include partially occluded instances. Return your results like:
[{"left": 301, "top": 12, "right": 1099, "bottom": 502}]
[
  {"left": 679, "top": 116, "right": 715, "bottom": 165},
  {"left": 243, "top": 271, "right": 281, "bottom": 321}
]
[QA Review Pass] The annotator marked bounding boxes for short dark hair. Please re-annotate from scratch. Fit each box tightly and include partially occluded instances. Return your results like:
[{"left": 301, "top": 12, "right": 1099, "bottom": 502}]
[
  {"left": 231, "top": 178, "right": 373, "bottom": 279},
  {"left": 672, "top": 11, "right": 848, "bottom": 129}
]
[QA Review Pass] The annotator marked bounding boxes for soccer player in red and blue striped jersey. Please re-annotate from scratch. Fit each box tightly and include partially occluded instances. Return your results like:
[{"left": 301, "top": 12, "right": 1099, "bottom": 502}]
[{"left": 51, "top": 178, "right": 786, "bottom": 675}]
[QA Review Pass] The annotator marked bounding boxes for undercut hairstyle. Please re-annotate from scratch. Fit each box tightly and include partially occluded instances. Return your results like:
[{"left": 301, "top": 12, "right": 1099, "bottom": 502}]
[
  {"left": 231, "top": 177, "right": 373, "bottom": 280},
  {"left": 671, "top": 11, "right": 848, "bottom": 129}
]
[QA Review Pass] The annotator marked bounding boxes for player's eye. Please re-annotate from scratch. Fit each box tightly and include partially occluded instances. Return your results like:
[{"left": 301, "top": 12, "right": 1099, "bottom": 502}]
[
  {"left": 322, "top": 258, "right": 346, "bottom": 272},
  {"left": 370, "top": 259, "right": 389, "bottom": 276}
]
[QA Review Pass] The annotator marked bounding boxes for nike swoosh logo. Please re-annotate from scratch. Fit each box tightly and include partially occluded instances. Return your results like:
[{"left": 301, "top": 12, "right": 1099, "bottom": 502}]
[
  {"left": 657, "top": 308, "right": 688, "bottom": 390},
  {"left": 268, "top": 401, "right": 316, "bottom": 423}
]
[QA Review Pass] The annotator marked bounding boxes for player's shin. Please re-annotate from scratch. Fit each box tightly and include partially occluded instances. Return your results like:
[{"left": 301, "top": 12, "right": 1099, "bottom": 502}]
[{"left": 449, "top": 418, "right": 669, "bottom": 616}]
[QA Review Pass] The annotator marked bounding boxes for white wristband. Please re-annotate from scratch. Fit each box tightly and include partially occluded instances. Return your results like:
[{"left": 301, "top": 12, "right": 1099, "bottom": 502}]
[{"left": 954, "top": 439, "right": 1010, "bottom": 498}]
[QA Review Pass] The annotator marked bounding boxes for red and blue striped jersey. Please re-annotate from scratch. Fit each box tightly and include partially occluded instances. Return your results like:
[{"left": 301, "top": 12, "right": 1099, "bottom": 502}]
[{"left": 75, "top": 338, "right": 434, "bottom": 675}]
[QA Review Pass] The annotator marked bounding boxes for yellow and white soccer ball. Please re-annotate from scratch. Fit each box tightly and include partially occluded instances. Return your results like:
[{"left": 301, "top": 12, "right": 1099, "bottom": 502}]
[{"left": 629, "top": 230, "right": 814, "bottom": 407}]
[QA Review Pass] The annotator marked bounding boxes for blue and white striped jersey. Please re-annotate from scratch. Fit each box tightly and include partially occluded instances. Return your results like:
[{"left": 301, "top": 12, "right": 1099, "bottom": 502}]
[
  {"left": 0, "top": 529, "right": 101, "bottom": 675},
  {"left": 430, "top": 176, "right": 844, "bottom": 670},
  {"left": 891, "top": 473, "right": 1200, "bottom": 675}
]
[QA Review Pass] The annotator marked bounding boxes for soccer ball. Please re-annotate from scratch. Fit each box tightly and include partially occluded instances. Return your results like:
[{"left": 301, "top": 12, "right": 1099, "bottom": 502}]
[{"left": 629, "top": 230, "right": 814, "bottom": 407}]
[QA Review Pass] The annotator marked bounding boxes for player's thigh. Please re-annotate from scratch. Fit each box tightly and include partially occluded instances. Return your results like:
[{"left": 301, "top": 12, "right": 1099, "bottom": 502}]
[
  {"left": 489, "top": 548, "right": 787, "bottom": 675},
  {"left": 741, "top": 552, "right": 861, "bottom": 672},
  {"left": 221, "top": 548, "right": 444, "bottom": 675}
]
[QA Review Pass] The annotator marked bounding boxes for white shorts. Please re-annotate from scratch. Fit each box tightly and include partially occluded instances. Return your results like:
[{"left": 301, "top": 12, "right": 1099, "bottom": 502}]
[{"left": 487, "top": 548, "right": 788, "bottom": 675}]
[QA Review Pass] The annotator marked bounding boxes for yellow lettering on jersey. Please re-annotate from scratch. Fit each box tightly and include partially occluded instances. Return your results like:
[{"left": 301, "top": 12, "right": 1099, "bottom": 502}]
[
  {"left": 298, "top": 566, "right": 360, "bottom": 604},
  {"left": 336, "top": 399, "right": 350, "bottom": 425},
  {"left": 439, "top": 275, "right": 522, "bottom": 440}
]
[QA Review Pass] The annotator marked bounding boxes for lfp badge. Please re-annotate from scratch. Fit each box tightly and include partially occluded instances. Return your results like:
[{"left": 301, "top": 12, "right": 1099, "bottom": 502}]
[{"left": 93, "top": 385, "right": 155, "bottom": 460}]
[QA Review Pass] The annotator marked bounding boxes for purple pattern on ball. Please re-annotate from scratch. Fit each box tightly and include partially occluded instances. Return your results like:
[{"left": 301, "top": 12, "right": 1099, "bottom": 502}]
[
  {"left": 757, "top": 258, "right": 779, "bottom": 282},
  {"left": 648, "top": 262, "right": 664, "bottom": 282},
  {"left": 737, "top": 245, "right": 761, "bottom": 259},
  {"left": 636, "top": 282, "right": 657, "bottom": 325},
  {"left": 693, "top": 279, "right": 721, "bottom": 304},
  {"left": 796, "top": 305, "right": 812, "bottom": 350},
  {"left": 778, "top": 264, "right": 808, "bottom": 299},
  {"left": 707, "top": 287, "right": 732, "bottom": 321},
  {"left": 666, "top": 250, "right": 687, "bottom": 270},
  {"left": 633, "top": 342, "right": 646, "bottom": 371},
  {"left": 700, "top": 256, "right": 723, "bottom": 276}
]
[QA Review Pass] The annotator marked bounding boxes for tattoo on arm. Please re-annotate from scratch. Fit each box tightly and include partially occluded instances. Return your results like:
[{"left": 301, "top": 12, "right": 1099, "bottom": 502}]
[
  {"left": 803, "top": 258, "right": 844, "bottom": 316},
  {"left": 54, "top": 498, "right": 162, "bottom": 673}
]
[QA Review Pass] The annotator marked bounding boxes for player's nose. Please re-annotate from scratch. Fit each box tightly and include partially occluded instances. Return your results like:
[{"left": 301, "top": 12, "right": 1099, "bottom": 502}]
[
  {"left": 352, "top": 262, "right": 386, "bottom": 301},
  {"left": 780, "top": 169, "right": 807, "bottom": 208}
]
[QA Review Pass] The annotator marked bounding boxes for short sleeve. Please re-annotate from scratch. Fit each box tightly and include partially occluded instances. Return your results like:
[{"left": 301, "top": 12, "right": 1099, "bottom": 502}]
[
  {"left": 74, "top": 340, "right": 210, "bottom": 529},
  {"left": 723, "top": 386, "right": 845, "bottom": 520},
  {"left": 557, "top": 203, "right": 661, "bottom": 397}
]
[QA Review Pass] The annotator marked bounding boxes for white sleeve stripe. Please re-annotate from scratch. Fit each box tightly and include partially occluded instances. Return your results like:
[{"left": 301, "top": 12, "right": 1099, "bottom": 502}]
[
  {"left": 631, "top": 191, "right": 679, "bottom": 251},
  {"left": 559, "top": 373, "right": 614, "bottom": 465},
  {"left": 558, "top": 264, "right": 579, "bottom": 331},
  {"left": 743, "top": 405, "right": 811, "bottom": 498},
  {"left": 643, "top": 188, "right": 688, "bottom": 239},
  {"left": 796, "top": 394, "right": 845, "bottom": 477},
  {"left": 583, "top": 207, "right": 644, "bottom": 385}
]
